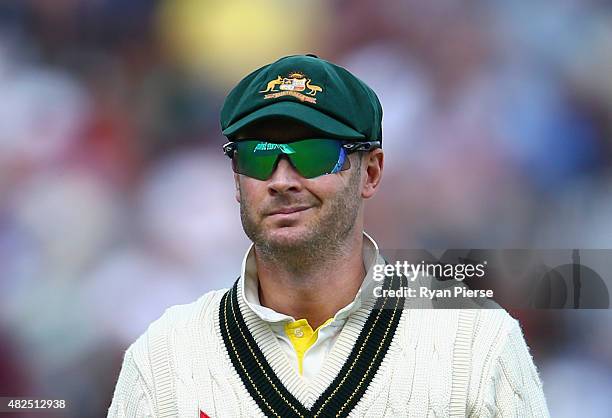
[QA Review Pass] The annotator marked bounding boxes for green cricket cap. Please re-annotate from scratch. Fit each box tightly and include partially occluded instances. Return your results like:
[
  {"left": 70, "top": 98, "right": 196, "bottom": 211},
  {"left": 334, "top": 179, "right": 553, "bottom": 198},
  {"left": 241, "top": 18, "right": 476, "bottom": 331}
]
[{"left": 220, "top": 54, "right": 383, "bottom": 143}]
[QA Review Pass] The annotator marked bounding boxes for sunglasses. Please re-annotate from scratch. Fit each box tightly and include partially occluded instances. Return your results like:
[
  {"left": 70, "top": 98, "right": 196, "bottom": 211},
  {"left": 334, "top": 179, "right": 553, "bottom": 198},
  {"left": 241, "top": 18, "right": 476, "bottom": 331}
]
[{"left": 222, "top": 139, "right": 380, "bottom": 180}]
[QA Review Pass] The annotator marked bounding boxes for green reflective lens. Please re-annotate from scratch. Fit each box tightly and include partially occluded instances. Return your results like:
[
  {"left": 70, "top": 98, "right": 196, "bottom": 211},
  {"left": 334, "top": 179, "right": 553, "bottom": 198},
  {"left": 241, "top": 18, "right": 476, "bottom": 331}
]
[
  {"left": 232, "top": 139, "right": 348, "bottom": 180},
  {"left": 232, "top": 141, "right": 277, "bottom": 180}
]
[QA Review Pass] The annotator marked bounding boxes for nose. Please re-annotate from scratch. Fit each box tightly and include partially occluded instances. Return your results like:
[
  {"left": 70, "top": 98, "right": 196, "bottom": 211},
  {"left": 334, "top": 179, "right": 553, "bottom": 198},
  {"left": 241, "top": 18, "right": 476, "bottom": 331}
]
[{"left": 267, "top": 156, "right": 303, "bottom": 195}]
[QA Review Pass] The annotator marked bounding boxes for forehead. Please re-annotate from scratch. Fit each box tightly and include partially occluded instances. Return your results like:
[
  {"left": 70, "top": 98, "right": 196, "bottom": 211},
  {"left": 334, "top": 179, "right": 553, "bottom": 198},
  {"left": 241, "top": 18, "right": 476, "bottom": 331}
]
[{"left": 234, "top": 117, "right": 323, "bottom": 142}]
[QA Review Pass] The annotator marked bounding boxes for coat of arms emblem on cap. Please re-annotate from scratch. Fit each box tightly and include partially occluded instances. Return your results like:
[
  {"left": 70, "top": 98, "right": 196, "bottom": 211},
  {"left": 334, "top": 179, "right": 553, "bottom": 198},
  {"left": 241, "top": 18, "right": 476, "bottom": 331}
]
[{"left": 259, "top": 72, "right": 322, "bottom": 104}]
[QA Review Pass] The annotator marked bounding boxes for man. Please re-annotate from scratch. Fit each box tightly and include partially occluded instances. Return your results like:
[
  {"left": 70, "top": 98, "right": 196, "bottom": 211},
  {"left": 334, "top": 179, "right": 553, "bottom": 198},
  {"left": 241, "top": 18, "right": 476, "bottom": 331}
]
[{"left": 108, "top": 54, "right": 549, "bottom": 417}]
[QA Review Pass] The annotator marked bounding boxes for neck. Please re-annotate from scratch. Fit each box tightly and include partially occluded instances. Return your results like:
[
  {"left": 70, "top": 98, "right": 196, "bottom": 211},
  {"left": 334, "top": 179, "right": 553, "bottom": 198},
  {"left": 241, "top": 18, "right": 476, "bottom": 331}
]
[{"left": 254, "top": 231, "right": 366, "bottom": 329}]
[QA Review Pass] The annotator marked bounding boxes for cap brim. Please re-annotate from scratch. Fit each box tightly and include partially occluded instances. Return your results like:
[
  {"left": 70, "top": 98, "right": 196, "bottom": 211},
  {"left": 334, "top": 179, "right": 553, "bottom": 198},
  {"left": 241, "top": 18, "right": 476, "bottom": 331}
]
[{"left": 222, "top": 101, "right": 365, "bottom": 140}]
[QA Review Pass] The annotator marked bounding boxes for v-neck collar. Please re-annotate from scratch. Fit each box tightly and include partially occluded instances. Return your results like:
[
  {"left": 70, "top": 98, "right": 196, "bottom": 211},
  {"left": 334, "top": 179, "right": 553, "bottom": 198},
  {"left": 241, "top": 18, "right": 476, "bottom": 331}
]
[{"left": 217, "top": 272, "right": 406, "bottom": 417}]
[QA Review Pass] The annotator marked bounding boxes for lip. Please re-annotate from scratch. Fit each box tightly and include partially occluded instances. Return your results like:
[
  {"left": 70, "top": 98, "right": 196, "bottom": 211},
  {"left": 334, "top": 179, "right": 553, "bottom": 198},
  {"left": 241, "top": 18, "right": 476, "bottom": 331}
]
[{"left": 267, "top": 206, "right": 311, "bottom": 216}]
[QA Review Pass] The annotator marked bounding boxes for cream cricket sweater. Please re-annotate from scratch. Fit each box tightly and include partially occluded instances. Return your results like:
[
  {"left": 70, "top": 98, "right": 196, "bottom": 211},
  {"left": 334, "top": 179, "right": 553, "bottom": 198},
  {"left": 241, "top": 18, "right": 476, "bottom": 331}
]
[{"left": 108, "top": 276, "right": 549, "bottom": 417}]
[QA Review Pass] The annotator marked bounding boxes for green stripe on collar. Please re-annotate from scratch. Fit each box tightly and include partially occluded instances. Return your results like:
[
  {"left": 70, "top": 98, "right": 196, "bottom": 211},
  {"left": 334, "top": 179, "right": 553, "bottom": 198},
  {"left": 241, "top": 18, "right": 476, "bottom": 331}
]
[{"left": 219, "top": 274, "right": 406, "bottom": 417}]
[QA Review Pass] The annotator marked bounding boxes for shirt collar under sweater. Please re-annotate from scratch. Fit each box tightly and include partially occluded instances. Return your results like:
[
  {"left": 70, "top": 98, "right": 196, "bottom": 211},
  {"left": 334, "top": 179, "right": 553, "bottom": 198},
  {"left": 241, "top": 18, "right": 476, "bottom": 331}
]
[{"left": 240, "top": 232, "right": 382, "bottom": 324}]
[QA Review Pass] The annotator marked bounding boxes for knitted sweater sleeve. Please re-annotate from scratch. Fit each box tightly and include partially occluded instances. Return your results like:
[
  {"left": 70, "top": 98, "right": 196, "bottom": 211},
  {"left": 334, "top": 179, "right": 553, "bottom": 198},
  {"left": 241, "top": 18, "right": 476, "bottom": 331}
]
[
  {"left": 106, "top": 291, "right": 224, "bottom": 418},
  {"left": 473, "top": 317, "right": 550, "bottom": 417},
  {"left": 107, "top": 345, "right": 156, "bottom": 418}
]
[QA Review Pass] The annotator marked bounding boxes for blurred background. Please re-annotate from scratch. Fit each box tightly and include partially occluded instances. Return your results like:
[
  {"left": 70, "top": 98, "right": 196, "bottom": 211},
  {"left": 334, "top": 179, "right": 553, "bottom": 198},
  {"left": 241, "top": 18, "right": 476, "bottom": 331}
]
[{"left": 0, "top": 0, "right": 611, "bottom": 416}]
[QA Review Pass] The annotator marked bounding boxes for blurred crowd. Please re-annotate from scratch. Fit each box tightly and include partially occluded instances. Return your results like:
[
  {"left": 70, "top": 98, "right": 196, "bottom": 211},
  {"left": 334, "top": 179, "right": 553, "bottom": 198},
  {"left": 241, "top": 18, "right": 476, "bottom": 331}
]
[{"left": 0, "top": 0, "right": 611, "bottom": 416}]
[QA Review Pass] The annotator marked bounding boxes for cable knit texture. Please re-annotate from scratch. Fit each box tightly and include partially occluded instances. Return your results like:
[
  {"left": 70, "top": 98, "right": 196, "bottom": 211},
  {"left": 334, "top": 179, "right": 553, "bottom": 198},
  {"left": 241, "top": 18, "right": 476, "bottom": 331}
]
[{"left": 108, "top": 288, "right": 549, "bottom": 417}]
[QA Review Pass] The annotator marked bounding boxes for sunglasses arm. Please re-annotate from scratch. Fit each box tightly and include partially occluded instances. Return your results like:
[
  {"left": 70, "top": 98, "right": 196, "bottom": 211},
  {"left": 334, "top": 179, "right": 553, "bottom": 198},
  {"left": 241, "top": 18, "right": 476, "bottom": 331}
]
[
  {"left": 222, "top": 142, "right": 236, "bottom": 158},
  {"left": 342, "top": 141, "right": 381, "bottom": 153}
]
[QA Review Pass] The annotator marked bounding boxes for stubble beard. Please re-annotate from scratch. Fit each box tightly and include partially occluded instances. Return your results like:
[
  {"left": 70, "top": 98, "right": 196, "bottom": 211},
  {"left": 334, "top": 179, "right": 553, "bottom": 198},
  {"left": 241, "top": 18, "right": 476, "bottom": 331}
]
[{"left": 239, "top": 163, "right": 362, "bottom": 273}]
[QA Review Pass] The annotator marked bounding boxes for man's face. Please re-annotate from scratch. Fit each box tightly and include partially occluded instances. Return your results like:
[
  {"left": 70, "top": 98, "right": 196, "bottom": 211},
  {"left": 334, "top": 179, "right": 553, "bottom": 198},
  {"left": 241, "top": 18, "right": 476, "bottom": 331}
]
[{"left": 233, "top": 121, "right": 365, "bottom": 257}]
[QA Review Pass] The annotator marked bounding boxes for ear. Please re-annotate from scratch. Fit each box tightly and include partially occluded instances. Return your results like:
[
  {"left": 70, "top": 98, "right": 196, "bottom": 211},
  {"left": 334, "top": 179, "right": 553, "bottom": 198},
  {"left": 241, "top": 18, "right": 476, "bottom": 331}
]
[
  {"left": 361, "top": 149, "right": 383, "bottom": 199},
  {"left": 234, "top": 173, "right": 241, "bottom": 203}
]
